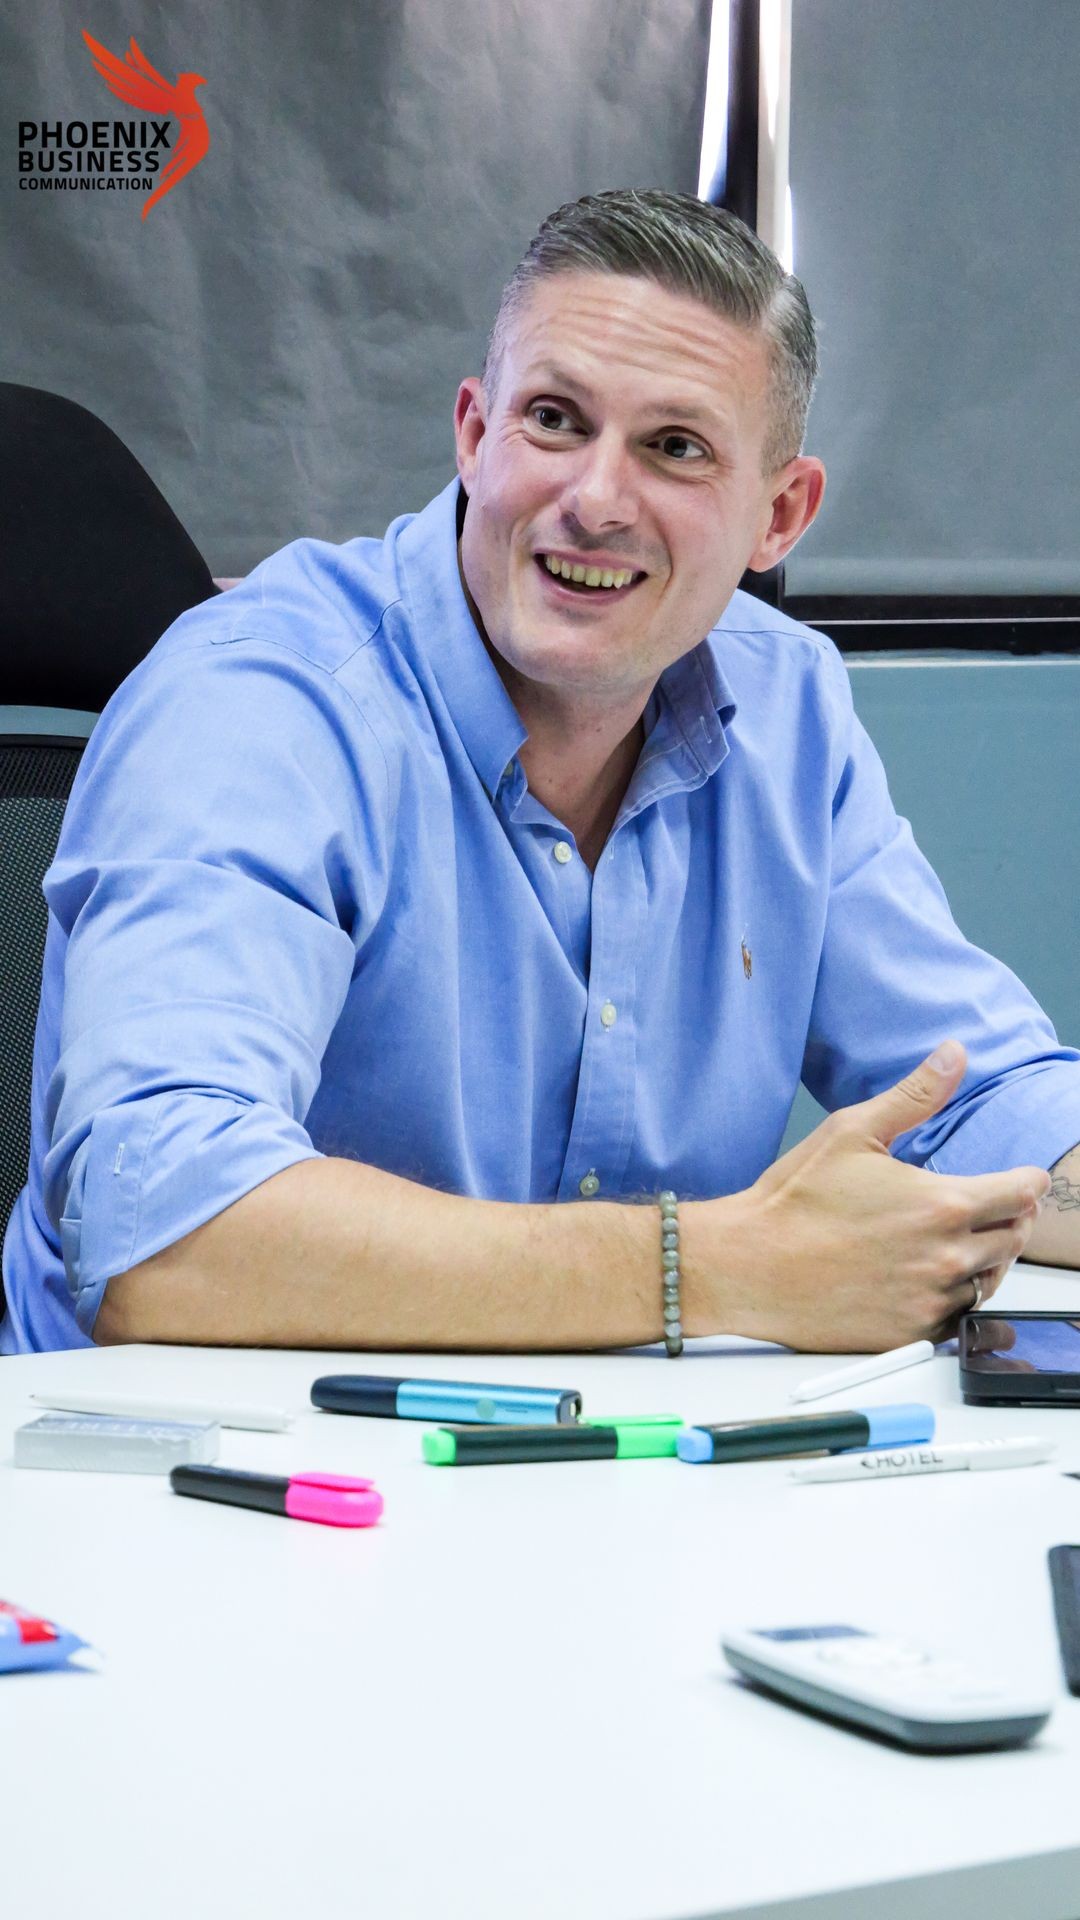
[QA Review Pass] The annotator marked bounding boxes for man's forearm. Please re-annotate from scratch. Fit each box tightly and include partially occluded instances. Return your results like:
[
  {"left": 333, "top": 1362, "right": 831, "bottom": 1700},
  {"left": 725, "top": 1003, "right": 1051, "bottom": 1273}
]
[
  {"left": 1023, "top": 1142, "right": 1080, "bottom": 1269},
  {"left": 94, "top": 1157, "right": 686, "bottom": 1350},
  {"left": 94, "top": 1056, "right": 1067, "bottom": 1350}
]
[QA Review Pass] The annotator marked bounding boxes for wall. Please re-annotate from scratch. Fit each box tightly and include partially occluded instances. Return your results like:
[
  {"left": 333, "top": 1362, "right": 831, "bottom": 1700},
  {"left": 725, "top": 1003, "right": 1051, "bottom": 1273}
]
[{"left": 780, "top": 654, "right": 1080, "bottom": 1150}]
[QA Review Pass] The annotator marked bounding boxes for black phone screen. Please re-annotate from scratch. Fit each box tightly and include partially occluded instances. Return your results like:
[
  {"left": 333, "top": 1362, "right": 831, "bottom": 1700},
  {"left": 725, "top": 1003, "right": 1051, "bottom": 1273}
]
[{"left": 964, "top": 1313, "right": 1080, "bottom": 1377}]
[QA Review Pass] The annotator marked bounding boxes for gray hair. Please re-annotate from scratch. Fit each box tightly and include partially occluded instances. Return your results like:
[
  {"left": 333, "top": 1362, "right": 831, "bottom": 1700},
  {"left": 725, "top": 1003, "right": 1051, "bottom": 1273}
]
[{"left": 482, "top": 188, "right": 818, "bottom": 476}]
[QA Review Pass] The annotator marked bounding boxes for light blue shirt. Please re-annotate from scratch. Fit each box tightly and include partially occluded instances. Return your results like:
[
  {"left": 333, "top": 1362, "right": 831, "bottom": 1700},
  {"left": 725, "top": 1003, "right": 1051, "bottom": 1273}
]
[{"left": 4, "top": 478, "right": 1080, "bottom": 1352}]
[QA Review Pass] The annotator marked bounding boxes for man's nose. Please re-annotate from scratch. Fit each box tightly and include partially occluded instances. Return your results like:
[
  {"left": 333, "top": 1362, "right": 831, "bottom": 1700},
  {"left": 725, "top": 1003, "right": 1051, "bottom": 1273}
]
[{"left": 561, "top": 433, "right": 639, "bottom": 531}]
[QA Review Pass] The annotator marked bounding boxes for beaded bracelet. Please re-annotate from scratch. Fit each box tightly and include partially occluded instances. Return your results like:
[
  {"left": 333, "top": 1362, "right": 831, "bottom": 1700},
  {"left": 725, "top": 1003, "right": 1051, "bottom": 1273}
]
[{"left": 659, "top": 1189, "right": 683, "bottom": 1357}]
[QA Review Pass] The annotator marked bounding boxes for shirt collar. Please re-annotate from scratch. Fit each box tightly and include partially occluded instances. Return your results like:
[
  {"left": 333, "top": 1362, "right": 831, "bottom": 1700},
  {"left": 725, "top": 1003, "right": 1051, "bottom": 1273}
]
[
  {"left": 650, "top": 637, "right": 736, "bottom": 779},
  {"left": 394, "top": 479, "right": 526, "bottom": 801},
  {"left": 393, "top": 477, "right": 738, "bottom": 803}
]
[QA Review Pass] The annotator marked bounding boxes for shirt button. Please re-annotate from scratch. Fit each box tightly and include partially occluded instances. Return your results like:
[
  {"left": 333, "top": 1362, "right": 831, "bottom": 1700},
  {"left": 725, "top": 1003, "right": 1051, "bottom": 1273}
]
[
  {"left": 501, "top": 762, "right": 515, "bottom": 786},
  {"left": 600, "top": 1001, "right": 617, "bottom": 1028},
  {"left": 553, "top": 840, "right": 573, "bottom": 865},
  {"left": 579, "top": 1170, "right": 600, "bottom": 1197}
]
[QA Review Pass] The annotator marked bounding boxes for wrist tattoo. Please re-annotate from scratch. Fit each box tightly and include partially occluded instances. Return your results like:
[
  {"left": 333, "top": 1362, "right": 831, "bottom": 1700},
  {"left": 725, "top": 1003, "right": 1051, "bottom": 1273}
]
[{"left": 1048, "top": 1174, "right": 1080, "bottom": 1213}]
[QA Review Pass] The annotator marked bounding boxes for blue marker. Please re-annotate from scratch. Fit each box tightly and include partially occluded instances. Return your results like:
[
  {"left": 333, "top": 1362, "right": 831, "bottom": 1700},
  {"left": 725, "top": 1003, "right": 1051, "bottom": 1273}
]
[
  {"left": 676, "top": 1403, "right": 934, "bottom": 1464},
  {"left": 311, "top": 1373, "right": 582, "bottom": 1425}
]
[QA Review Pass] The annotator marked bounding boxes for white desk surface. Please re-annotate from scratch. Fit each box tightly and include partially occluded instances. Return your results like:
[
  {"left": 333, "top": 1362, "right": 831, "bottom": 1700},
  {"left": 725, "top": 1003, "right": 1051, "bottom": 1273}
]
[{"left": 4, "top": 1268, "right": 1080, "bottom": 1920}]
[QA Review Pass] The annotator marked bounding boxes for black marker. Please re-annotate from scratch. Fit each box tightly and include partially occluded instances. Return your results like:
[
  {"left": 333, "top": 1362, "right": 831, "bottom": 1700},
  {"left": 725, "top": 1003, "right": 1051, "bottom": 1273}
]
[
  {"left": 311, "top": 1373, "right": 581, "bottom": 1425},
  {"left": 676, "top": 1404, "right": 935, "bottom": 1463},
  {"left": 170, "top": 1465, "right": 383, "bottom": 1526},
  {"left": 423, "top": 1418, "right": 683, "bottom": 1465}
]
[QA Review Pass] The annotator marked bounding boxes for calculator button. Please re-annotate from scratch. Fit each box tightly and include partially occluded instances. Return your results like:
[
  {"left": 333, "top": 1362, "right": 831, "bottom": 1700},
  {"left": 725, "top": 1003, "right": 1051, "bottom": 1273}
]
[{"left": 815, "top": 1639, "right": 927, "bottom": 1670}]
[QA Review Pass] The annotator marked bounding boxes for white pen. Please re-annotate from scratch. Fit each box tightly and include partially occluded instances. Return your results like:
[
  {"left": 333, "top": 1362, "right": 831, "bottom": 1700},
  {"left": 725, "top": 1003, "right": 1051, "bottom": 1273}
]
[
  {"left": 29, "top": 1391, "right": 293, "bottom": 1434},
  {"left": 789, "top": 1338, "right": 935, "bottom": 1404},
  {"left": 791, "top": 1436, "right": 1053, "bottom": 1484}
]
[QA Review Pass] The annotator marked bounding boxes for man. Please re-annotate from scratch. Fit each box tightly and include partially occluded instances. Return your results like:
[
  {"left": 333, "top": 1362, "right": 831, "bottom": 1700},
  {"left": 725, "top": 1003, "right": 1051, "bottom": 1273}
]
[{"left": 3, "top": 188, "right": 1079, "bottom": 1357}]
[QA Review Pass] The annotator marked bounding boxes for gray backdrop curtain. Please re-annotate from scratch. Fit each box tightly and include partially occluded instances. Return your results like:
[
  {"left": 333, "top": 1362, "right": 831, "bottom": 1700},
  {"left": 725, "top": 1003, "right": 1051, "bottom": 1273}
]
[
  {"left": 786, "top": 0, "right": 1080, "bottom": 597},
  {"left": 5, "top": 0, "right": 711, "bottom": 576}
]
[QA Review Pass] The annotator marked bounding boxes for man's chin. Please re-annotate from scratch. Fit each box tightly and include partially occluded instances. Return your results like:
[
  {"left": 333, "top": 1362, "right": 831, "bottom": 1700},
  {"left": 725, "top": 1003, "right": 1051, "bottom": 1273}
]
[{"left": 485, "top": 627, "right": 647, "bottom": 704}]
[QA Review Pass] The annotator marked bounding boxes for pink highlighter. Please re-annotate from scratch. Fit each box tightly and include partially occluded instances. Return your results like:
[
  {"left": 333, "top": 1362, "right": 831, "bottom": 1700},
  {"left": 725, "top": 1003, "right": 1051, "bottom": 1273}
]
[{"left": 170, "top": 1465, "right": 383, "bottom": 1527}]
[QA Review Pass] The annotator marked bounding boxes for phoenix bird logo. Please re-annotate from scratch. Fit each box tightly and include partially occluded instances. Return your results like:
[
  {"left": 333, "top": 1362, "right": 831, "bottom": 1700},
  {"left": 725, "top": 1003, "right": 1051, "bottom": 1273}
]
[{"left": 82, "top": 30, "right": 208, "bottom": 220}]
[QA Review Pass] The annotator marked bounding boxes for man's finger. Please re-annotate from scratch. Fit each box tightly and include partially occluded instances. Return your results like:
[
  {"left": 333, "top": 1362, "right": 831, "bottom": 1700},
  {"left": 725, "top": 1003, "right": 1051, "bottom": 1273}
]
[
  {"left": 859, "top": 1040, "right": 968, "bottom": 1150},
  {"left": 944, "top": 1264, "right": 1007, "bottom": 1311},
  {"left": 953, "top": 1166, "right": 1051, "bottom": 1229},
  {"left": 939, "top": 1221, "right": 1026, "bottom": 1287},
  {"left": 976, "top": 1265, "right": 1010, "bottom": 1306}
]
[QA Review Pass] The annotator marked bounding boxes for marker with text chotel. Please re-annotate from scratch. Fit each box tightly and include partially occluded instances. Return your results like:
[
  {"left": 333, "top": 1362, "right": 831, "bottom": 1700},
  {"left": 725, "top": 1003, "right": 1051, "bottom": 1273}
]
[{"left": 791, "top": 1436, "right": 1053, "bottom": 1484}]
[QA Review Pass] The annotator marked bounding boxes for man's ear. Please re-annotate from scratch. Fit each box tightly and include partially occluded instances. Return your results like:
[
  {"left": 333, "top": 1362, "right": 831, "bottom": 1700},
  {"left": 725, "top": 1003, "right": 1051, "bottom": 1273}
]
[
  {"left": 745, "top": 457, "right": 827, "bottom": 573},
  {"left": 454, "top": 377, "right": 486, "bottom": 488}
]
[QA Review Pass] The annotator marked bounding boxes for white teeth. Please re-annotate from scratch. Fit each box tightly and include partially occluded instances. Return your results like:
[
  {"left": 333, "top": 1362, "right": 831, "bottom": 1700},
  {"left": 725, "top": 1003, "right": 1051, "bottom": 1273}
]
[{"left": 542, "top": 555, "right": 637, "bottom": 590}]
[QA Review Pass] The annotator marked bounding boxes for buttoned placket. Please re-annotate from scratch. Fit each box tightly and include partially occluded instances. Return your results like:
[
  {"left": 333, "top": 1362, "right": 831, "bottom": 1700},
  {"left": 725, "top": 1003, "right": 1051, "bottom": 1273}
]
[{"left": 557, "top": 823, "right": 644, "bottom": 1202}]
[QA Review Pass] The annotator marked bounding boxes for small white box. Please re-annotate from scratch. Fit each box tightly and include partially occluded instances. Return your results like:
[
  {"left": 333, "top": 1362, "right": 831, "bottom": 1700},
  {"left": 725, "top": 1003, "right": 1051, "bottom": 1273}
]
[{"left": 14, "top": 1412, "right": 220, "bottom": 1473}]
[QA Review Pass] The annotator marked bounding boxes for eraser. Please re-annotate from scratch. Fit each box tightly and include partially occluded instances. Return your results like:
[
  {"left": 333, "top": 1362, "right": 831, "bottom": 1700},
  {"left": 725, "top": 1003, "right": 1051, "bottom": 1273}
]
[{"left": 14, "top": 1412, "right": 220, "bottom": 1473}]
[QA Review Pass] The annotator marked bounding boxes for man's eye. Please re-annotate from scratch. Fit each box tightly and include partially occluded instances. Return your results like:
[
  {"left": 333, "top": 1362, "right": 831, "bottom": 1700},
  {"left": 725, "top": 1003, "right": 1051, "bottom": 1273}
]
[
  {"left": 530, "top": 404, "right": 577, "bottom": 432},
  {"left": 656, "top": 433, "right": 706, "bottom": 462}
]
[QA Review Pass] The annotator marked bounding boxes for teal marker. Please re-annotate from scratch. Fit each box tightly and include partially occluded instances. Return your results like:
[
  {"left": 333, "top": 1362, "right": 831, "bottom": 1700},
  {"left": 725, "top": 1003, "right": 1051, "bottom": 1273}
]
[{"left": 422, "top": 1415, "right": 683, "bottom": 1465}]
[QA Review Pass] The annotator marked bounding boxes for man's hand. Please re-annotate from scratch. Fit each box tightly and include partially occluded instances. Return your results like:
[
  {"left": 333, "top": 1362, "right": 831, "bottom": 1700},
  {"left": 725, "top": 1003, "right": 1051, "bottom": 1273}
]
[{"left": 684, "top": 1040, "right": 1051, "bottom": 1353}]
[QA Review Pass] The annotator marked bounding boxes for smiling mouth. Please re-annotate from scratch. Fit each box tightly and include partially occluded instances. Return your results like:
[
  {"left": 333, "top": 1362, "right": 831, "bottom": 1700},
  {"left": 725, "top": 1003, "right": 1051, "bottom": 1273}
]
[{"left": 534, "top": 553, "right": 646, "bottom": 596}]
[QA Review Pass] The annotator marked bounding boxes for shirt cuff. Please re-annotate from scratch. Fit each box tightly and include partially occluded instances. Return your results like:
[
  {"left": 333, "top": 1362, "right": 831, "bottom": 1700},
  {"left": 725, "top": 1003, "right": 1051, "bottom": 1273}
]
[
  {"left": 916, "top": 1061, "right": 1080, "bottom": 1177},
  {"left": 57, "top": 1092, "right": 322, "bottom": 1338}
]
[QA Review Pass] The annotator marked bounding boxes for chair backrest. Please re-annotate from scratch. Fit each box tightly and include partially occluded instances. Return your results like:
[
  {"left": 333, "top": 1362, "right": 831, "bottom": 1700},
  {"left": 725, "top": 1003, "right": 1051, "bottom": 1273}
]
[
  {"left": 1, "top": 709, "right": 96, "bottom": 1246},
  {"left": 0, "top": 384, "right": 218, "bottom": 1318},
  {"left": 0, "top": 382, "right": 216, "bottom": 710}
]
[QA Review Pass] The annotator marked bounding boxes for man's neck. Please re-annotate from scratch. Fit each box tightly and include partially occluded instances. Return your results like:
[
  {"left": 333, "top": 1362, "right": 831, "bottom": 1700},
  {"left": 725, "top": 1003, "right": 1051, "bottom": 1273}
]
[
  {"left": 456, "top": 535, "right": 649, "bottom": 868},
  {"left": 516, "top": 697, "right": 646, "bottom": 871},
  {"left": 486, "top": 635, "right": 652, "bottom": 868}
]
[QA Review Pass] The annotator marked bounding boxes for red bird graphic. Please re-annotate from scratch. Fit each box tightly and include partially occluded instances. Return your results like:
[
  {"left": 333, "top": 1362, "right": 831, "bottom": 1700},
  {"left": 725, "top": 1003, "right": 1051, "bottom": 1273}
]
[{"left": 81, "top": 30, "right": 209, "bottom": 220}]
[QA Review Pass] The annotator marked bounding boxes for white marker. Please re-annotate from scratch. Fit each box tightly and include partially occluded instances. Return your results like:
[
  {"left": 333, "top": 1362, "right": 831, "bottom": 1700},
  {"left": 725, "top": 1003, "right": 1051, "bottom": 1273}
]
[
  {"left": 791, "top": 1436, "right": 1053, "bottom": 1484},
  {"left": 789, "top": 1339, "right": 935, "bottom": 1404},
  {"left": 29, "top": 1391, "right": 292, "bottom": 1434}
]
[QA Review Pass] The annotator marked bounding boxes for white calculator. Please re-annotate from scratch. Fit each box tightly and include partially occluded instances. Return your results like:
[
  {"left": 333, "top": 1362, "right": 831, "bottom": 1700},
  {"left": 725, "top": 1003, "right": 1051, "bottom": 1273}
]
[{"left": 721, "top": 1624, "right": 1052, "bottom": 1751}]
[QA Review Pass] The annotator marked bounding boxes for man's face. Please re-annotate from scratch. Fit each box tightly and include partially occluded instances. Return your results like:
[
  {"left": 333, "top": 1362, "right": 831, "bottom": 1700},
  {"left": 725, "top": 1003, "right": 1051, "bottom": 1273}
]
[{"left": 454, "top": 271, "right": 823, "bottom": 707}]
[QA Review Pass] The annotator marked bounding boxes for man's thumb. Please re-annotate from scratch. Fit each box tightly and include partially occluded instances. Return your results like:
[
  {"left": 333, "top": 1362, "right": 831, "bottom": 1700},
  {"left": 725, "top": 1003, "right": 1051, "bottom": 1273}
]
[{"left": 865, "top": 1040, "right": 967, "bottom": 1148}]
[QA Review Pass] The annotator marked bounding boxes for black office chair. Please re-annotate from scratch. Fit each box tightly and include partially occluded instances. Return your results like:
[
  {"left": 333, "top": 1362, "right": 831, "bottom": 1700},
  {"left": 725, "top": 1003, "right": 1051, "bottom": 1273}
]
[{"left": 0, "top": 383, "right": 217, "bottom": 1290}]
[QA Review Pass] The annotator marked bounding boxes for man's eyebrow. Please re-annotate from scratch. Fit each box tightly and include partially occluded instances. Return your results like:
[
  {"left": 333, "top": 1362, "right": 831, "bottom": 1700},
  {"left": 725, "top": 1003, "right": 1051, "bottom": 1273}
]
[{"left": 521, "top": 364, "right": 727, "bottom": 432}]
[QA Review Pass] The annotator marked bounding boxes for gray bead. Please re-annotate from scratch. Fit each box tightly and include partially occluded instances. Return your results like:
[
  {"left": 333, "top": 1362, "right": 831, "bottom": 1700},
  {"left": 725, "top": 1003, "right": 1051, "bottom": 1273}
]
[
  {"left": 662, "top": 1249, "right": 680, "bottom": 1270},
  {"left": 664, "top": 1322, "right": 683, "bottom": 1343},
  {"left": 659, "top": 1190, "right": 677, "bottom": 1207},
  {"left": 661, "top": 1230, "right": 679, "bottom": 1250}
]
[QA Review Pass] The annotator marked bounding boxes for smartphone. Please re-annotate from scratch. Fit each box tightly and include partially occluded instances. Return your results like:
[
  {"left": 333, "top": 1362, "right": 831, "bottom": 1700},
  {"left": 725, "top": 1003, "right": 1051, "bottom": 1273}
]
[
  {"left": 959, "top": 1311, "right": 1080, "bottom": 1406},
  {"left": 1047, "top": 1547, "right": 1080, "bottom": 1696}
]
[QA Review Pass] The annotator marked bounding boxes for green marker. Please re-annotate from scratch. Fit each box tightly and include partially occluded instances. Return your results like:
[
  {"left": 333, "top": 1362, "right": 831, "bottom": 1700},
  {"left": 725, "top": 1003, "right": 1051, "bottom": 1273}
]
[{"left": 422, "top": 1416, "right": 683, "bottom": 1465}]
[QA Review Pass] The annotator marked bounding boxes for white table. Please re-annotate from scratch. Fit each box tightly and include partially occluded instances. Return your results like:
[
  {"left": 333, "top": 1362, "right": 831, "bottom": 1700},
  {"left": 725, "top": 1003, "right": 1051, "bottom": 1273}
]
[{"left": 4, "top": 1266, "right": 1080, "bottom": 1920}]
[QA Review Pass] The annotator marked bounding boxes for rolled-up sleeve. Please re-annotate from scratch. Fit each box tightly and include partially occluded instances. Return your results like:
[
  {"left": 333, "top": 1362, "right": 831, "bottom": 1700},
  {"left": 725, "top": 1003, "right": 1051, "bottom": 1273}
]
[
  {"left": 801, "top": 646, "right": 1080, "bottom": 1174},
  {"left": 41, "top": 631, "right": 384, "bottom": 1336}
]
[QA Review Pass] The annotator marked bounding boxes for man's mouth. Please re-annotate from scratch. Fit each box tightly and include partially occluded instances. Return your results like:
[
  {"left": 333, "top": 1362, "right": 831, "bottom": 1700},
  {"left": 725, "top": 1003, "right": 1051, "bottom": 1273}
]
[{"left": 534, "top": 553, "right": 646, "bottom": 595}]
